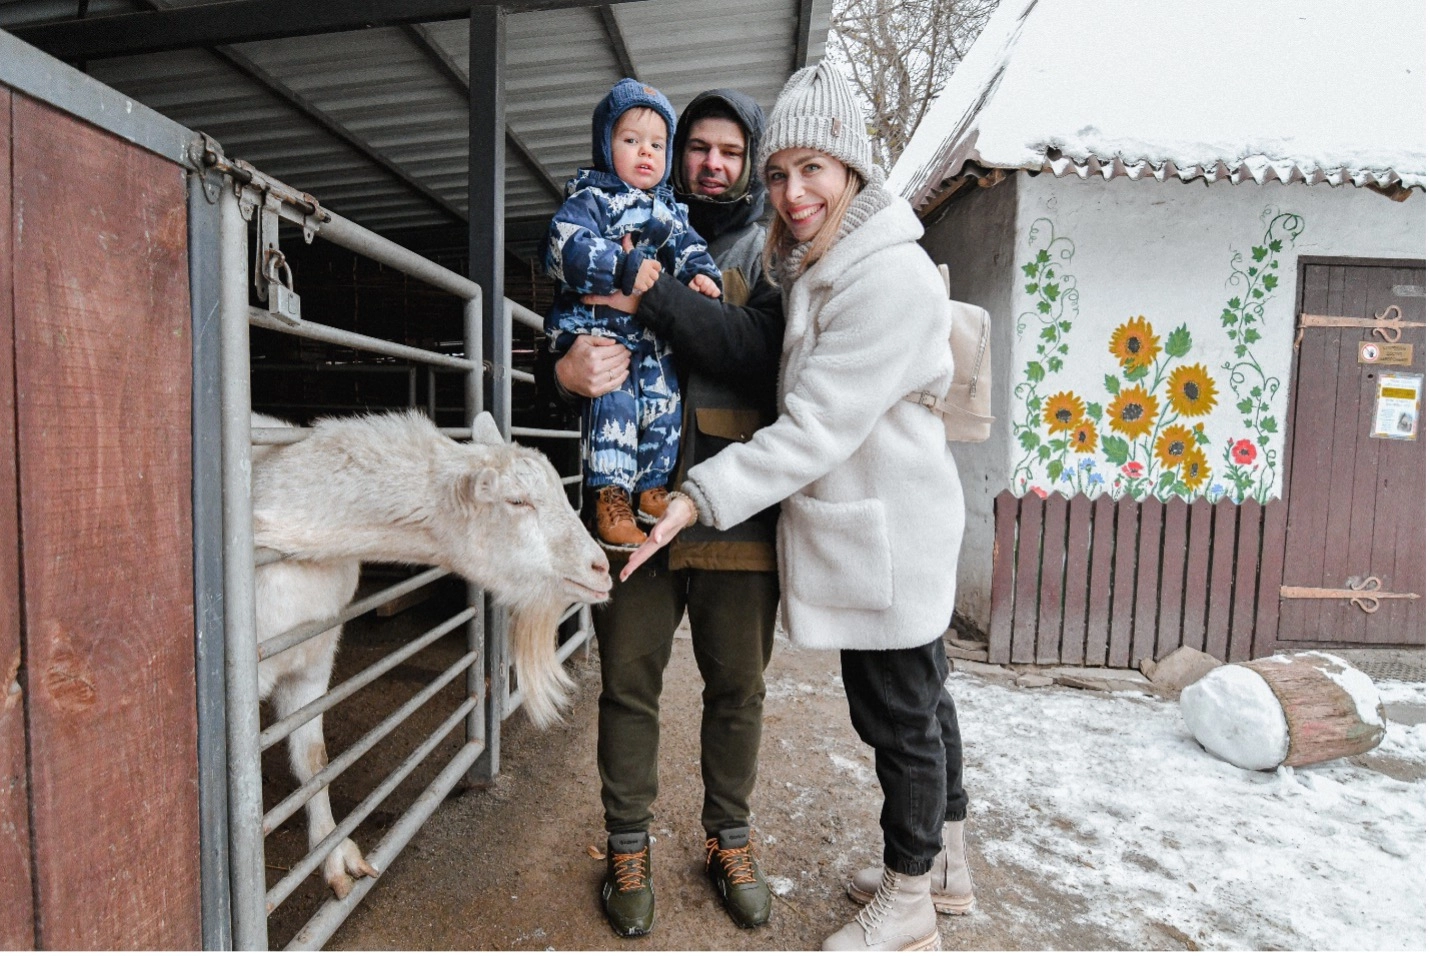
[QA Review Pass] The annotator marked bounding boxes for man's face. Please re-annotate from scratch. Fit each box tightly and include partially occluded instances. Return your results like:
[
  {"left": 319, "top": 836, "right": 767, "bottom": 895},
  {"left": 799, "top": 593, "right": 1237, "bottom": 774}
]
[{"left": 681, "top": 117, "right": 747, "bottom": 199}]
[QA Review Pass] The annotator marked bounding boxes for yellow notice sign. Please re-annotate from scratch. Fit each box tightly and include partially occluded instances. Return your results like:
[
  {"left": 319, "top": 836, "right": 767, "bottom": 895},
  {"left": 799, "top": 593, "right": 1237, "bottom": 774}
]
[
  {"left": 1358, "top": 341, "right": 1415, "bottom": 366},
  {"left": 1372, "top": 372, "right": 1422, "bottom": 440}
]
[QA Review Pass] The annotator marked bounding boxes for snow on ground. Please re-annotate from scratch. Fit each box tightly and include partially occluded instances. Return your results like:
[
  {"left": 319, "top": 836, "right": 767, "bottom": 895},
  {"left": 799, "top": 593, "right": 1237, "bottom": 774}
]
[{"left": 950, "top": 669, "right": 1426, "bottom": 950}]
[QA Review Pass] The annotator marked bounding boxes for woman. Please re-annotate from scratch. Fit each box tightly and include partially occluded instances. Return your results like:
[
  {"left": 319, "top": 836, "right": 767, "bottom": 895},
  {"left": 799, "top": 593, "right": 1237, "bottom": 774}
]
[{"left": 622, "top": 60, "right": 973, "bottom": 952}]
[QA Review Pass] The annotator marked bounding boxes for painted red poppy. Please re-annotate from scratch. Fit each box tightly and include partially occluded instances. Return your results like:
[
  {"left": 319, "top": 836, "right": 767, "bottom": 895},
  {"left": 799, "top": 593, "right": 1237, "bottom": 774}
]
[
  {"left": 1031, "top": 486, "right": 1049, "bottom": 499},
  {"left": 1232, "top": 439, "right": 1257, "bottom": 465},
  {"left": 1121, "top": 462, "right": 1145, "bottom": 479}
]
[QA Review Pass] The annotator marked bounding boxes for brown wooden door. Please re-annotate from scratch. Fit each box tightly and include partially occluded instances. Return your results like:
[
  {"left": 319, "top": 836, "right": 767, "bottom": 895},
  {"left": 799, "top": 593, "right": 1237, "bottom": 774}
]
[
  {"left": 1280, "top": 259, "right": 1425, "bottom": 647},
  {"left": 0, "top": 84, "right": 38, "bottom": 952},
  {"left": 8, "top": 91, "right": 201, "bottom": 948}
]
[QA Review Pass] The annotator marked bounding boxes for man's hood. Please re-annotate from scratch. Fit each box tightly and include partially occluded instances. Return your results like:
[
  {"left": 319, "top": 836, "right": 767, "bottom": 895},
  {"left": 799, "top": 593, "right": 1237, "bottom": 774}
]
[
  {"left": 673, "top": 88, "right": 768, "bottom": 239},
  {"left": 590, "top": 78, "right": 678, "bottom": 187}
]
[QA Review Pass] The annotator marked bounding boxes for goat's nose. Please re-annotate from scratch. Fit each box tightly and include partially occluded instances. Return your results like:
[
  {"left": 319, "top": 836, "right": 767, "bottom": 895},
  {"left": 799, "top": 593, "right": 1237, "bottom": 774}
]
[{"left": 592, "top": 554, "right": 611, "bottom": 577}]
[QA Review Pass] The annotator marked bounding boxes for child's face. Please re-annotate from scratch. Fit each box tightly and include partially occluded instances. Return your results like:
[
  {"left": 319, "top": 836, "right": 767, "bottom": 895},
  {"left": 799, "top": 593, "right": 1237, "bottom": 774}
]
[{"left": 611, "top": 108, "right": 667, "bottom": 190}]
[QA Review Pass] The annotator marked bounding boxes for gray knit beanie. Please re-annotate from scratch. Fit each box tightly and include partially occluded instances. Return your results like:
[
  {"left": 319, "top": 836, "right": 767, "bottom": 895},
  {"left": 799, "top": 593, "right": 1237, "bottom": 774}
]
[{"left": 757, "top": 59, "right": 884, "bottom": 187}]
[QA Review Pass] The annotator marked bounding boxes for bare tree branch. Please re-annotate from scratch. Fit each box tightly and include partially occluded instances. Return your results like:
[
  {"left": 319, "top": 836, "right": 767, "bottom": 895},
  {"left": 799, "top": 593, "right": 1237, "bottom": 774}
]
[{"left": 829, "top": 0, "right": 999, "bottom": 168}]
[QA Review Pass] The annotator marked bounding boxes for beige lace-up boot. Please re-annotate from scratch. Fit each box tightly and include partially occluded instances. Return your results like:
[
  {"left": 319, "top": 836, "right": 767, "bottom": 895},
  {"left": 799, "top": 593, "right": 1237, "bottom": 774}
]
[
  {"left": 822, "top": 867, "right": 939, "bottom": 952},
  {"left": 848, "top": 820, "right": 974, "bottom": 915}
]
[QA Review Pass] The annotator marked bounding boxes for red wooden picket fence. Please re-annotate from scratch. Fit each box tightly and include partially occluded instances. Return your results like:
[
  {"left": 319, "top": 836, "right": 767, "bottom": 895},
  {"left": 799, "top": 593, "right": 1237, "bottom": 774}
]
[{"left": 988, "top": 491, "right": 1289, "bottom": 666}]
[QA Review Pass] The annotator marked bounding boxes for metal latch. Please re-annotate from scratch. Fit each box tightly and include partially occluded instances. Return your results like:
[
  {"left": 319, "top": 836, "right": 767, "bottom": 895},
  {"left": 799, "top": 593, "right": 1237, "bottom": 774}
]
[{"left": 255, "top": 190, "right": 301, "bottom": 325}]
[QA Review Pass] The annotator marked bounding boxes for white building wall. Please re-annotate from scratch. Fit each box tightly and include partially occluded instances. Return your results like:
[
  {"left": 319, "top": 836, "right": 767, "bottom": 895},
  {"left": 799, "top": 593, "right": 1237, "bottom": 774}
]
[{"left": 1007, "top": 174, "right": 1424, "bottom": 505}]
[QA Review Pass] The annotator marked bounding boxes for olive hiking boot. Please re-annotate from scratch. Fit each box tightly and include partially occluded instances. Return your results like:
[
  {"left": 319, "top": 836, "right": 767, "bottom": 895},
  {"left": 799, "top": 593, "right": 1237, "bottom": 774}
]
[
  {"left": 705, "top": 825, "right": 772, "bottom": 928},
  {"left": 602, "top": 831, "right": 654, "bottom": 937},
  {"left": 636, "top": 486, "right": 671, "bottom": 525},
  {"left": 595, "top": 486, "right": 647, "bottom": 551},
  {"left": 849, "top": 819, "right": 974, "bottom": 915}
]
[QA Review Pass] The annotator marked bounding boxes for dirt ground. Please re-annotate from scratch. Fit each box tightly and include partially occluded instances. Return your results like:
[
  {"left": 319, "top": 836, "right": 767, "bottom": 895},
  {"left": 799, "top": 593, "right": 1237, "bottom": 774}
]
[{"left": 259, "top": 584, "right": 1176, "bottom": 952}]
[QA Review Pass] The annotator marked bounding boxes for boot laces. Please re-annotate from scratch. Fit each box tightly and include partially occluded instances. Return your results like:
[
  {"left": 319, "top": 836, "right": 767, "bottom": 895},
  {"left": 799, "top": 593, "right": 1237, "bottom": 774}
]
[
  {"left": 610, "top": 849, "right": 648, "bottom": 892},
  {"left": 600, "top": 487, "right": 636, "bottom": 523},
  {"left": 855, "top": 869, "right": 901, "bottom": 934},
  {"left": 705, "top": 837, "right": 757, "bottom": 885}
]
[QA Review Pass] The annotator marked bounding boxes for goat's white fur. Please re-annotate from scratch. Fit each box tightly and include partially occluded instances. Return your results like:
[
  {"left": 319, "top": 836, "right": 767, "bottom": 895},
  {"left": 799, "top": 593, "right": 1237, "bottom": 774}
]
[{"left": 251, "top": 410, "right": 610, "bottom": 898}]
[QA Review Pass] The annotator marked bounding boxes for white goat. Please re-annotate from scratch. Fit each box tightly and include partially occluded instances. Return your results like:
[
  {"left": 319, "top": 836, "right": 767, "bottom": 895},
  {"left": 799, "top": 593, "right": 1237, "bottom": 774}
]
[{"left": 250, "top": 409, "right": 611, "bottom": 898}]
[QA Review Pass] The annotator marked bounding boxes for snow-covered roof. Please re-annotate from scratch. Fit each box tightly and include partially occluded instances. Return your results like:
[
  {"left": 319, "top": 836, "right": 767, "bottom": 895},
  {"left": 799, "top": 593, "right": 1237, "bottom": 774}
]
[{"left": 890, "top": 0, "right": 1427, "bottom": 212}]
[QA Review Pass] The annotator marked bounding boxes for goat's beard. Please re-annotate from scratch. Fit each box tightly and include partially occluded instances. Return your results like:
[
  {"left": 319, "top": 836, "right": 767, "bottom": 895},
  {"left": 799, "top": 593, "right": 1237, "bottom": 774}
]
[{"left": 508, "top": 594, "right": 577, "bottom": 729}]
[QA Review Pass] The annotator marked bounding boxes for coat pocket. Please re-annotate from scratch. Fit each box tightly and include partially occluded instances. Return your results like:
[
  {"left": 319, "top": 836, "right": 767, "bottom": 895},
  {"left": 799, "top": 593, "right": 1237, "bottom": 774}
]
[
  {"left": 783, "top": 493, "right": 894, "bottom": 611},
  {"left": 694, "top": 407, "right": 763, "bottom": 442}
]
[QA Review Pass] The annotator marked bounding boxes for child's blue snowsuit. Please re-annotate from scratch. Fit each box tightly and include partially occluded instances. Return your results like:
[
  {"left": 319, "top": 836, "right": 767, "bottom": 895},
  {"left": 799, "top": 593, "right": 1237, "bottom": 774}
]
[{"left": 544, "top": 80, "right": 721, "bottom": 496}]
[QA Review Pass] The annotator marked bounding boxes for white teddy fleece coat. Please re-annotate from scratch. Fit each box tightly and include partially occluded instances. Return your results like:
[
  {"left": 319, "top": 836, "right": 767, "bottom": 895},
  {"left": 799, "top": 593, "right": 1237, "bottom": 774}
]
[{"left": 685, "top": 196, "right": 964, "bottom": 651}]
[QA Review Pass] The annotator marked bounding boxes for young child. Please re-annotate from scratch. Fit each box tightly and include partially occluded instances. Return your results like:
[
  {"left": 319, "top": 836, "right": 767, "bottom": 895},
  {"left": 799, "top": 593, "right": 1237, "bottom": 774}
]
[{"left": 544, "top": 79, "right": 722, "bottom": 550}]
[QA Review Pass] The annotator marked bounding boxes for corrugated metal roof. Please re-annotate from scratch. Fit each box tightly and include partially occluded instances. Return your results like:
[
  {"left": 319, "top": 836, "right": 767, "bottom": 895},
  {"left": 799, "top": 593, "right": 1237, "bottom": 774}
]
[
  {"left": 890, "top": 0, "right": 1426, "bottom": 213},
  {"left": 1, "top": 0, "right": 831, "bottom": 243}
]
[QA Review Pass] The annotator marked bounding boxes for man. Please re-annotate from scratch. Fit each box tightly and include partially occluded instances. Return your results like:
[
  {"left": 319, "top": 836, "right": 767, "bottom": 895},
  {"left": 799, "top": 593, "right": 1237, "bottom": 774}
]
[{"left": 554, "top": 89, "right": 785, "bottom": 938}]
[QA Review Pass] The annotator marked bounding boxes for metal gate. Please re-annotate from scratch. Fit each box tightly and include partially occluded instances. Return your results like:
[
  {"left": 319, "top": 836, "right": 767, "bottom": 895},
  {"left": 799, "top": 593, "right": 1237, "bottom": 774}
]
[{"left": 198, "top": 142, "right": 591, "bottom": 950}]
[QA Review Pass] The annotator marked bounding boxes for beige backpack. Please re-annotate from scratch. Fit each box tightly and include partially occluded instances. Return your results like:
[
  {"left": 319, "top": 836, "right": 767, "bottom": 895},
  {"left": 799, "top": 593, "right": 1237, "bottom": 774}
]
[{"left": 904, "top": 264, "right": 995, "bottom": 442}]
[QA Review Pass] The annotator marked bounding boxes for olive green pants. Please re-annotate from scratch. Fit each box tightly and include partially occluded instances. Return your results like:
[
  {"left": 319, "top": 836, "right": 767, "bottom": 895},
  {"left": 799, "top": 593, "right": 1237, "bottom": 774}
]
[{"left": 594, "top": 559, "right": 778, "bottom": 836}]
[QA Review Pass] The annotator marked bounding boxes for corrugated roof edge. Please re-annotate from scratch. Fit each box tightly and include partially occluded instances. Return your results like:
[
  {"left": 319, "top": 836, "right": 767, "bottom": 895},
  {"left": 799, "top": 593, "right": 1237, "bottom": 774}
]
[{"left": 911, "top": 144, "right": 1426, "bottom": 216}]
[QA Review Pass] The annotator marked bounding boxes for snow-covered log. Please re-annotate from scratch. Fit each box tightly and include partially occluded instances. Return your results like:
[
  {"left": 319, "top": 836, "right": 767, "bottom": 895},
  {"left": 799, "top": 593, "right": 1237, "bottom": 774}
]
[{"left": 1180, "top": 651, "right": 1385, "bottom": 771}]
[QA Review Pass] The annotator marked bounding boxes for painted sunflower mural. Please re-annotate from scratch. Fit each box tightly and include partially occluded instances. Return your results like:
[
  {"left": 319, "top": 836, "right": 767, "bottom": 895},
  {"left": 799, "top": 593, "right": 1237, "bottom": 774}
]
[{"left": 1011, "top": 210, "right": 1303, "bottom": 504}]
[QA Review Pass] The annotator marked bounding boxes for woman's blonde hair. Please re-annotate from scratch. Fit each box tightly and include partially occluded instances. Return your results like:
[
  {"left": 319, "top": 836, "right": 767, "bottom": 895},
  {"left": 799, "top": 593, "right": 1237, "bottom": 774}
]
[{"left": 762, "top": 165, "right": 865, "bottom": 284}]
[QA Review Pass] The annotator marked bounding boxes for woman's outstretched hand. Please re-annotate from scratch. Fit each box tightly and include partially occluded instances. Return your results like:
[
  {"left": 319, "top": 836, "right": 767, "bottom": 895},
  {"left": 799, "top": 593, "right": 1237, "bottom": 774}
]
[{"left": 620, "top": 496, "right": 696, "bottom": 580}]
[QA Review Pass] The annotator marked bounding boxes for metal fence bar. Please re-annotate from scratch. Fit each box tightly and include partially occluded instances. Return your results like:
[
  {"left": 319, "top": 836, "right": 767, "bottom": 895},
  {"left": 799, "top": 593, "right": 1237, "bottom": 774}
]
[
  {"left": 256, "top": 567, "right": 449, "bottom": 662},
  {"left": 317, "top": 211, "right": 482, "bottom": 301},
  {"left": 189, "top": 163, "right": 234, "bottom": 951},
  {"left": 462, "top": 292, "right": 491, "bottom": 788},
  {"left": 259, "top": 607, "right": 475, "bottom": 753},
  {"left": 265, "top": 690, "right": 478, "bottom": 914},
  {"left": 511, "top": 426, "right": 581, "bottom": 440},
  {"left": 506, "top": 299, "right": 543, "bottom": 333},
  {"left": 219, "top": 184, "right": 269, "bottom": 952},
  {"left": 283, "top": 738, "right": 486, "bottom": 952},
  {"left": 263, "top": 635, "right": 477, "bottom": 835},
  {"left": 249, "top": 309, "right": 477, "bottom": 371}
]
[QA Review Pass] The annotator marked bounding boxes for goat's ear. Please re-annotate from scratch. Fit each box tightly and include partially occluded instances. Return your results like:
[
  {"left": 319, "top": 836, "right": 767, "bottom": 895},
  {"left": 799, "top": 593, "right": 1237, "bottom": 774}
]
[
  {"left": 454, "top": 466, "right": 502, "bottom": 511},
  {"left": 470, "top": 412, "right": 505, "bottom": 446}
]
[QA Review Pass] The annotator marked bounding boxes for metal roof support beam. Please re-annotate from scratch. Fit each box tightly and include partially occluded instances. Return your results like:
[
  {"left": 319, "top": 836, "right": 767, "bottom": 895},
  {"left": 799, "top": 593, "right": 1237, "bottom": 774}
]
[
  {"left": 10, "top": 0, "right": 648, "bottom": 62},
  {"left": 794, "top": 0, "right": 817, "bottom": 70},
  {"left": 467, "top": 4, "right": 508, "bottom": 784},
  {"left": 596, "top": 5, "right": 640, "bottom": 81},
  {"left": 402, "top": 23, "right": 565, "bottom": 204},
  {"left": 210, "top": 46, "right": 467, "bottom": 223}
]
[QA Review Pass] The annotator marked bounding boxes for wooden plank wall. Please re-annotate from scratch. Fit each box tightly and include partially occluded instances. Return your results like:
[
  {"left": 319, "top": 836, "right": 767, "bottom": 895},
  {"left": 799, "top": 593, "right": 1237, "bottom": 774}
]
[
  {"left": 10, "top": 93, "right": 200, "bottom": 949},
  {"left": 989, "top": 491, "right": 1285, "bottom": 666},
  {"left": 0, "top": 85, "right": 38, "bottom": 951}
]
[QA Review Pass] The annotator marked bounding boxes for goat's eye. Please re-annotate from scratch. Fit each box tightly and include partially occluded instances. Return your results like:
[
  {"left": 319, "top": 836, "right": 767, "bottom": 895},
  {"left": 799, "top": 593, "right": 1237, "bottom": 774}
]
[{"left": 505, "top": 497, "right": 533, "bottom": 509}]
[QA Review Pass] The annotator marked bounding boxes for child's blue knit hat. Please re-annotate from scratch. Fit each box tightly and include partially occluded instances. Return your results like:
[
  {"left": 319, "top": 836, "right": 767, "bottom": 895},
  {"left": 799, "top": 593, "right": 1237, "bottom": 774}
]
[{"left": 591, "top": 78, "right": 678, "bottom": 185}]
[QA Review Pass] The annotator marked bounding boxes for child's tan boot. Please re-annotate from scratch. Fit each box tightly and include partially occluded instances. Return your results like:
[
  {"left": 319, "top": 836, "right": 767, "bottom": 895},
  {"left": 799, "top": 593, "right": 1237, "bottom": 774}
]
[
  {"left": 596, "top": 486, "right": 647, "bottom": 551},
  {"left": 636, "top": 487, "right": 670, "bottom": 525}
]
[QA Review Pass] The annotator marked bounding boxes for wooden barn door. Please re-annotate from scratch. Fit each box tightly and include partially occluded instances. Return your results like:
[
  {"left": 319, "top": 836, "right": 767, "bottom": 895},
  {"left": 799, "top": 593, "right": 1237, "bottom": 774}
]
[
  {"left": 0, "top": 85, "right": 38, "bottom": 951},
  {"left": 4, "top": 90, "right": 202, "bottom": 948},
  {"left": 1279, "top": 259, "right": 1426, "bottom": 647}
]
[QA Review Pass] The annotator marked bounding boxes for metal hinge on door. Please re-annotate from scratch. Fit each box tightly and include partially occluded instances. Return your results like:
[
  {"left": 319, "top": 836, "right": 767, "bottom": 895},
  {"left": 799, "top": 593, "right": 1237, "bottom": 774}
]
[
  {"left": 1280, "top": 575, "right": 1421, "bottom": 614},
  {"left": 1297, "top": 305, "right": 1424, "bottom": 346}
]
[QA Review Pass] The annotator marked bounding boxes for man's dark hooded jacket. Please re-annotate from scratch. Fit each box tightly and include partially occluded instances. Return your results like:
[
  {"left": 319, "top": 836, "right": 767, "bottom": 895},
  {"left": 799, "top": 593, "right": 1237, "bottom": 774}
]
[{"left": 632, "top": 89, "right": 786, "bottom": 571}]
